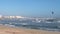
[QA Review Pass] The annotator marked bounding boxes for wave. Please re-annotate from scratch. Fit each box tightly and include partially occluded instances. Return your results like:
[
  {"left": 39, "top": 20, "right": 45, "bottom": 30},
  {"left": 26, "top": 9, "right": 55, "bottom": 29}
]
[{"left": 4, "top": 24, "right": 15, "bottom": 27}]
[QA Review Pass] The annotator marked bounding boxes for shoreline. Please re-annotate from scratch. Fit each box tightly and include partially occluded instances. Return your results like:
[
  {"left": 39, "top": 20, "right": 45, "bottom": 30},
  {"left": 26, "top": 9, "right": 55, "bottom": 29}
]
[{"left": 0, "top": 25, "right": 60, "bottom": 34}]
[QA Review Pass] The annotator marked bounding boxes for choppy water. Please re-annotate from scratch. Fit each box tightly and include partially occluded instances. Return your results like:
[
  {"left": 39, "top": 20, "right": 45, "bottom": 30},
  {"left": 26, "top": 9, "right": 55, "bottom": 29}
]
[{"left": 0, "top": 19, "right": 60, "bottom": 31}]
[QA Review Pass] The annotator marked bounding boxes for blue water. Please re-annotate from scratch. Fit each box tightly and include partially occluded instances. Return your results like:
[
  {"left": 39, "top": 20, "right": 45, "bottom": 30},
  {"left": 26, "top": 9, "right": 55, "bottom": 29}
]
[{"left": 0, "top": 19, "right": 60, "bottom": 31}]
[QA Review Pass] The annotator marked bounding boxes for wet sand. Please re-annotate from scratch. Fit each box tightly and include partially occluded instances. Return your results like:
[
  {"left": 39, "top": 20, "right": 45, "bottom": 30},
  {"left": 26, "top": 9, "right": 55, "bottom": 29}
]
[{"left": 0, "top": 25, "right": 60, "bottom": 34}]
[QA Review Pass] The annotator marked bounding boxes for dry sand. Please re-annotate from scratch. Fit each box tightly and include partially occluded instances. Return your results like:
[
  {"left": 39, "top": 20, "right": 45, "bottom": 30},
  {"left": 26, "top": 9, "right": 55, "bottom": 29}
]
[{"left": 0, "top": 25, "right": 60, "bottom": 34}]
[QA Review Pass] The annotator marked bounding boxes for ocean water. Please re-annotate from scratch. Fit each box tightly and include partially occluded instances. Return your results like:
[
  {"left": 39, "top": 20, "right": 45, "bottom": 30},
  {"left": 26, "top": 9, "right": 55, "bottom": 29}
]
[{"left": 0, "top": 19, "right": 60, "bottom": 31}]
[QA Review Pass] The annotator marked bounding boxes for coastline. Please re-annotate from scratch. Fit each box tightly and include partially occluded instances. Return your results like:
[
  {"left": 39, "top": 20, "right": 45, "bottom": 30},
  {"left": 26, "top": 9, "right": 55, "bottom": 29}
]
[{"left": 0, "top": 25, "right": 60, "bottom": 34}]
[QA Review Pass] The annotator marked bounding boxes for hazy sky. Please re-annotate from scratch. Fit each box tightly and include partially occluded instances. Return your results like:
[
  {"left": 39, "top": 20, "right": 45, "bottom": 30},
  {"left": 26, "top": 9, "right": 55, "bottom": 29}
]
[{"left": 0, "top": 0, "right": 60, "bottom": 17}]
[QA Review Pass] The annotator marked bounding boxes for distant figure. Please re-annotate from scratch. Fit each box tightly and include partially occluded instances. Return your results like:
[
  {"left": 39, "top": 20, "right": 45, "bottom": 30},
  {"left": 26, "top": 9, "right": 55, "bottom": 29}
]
[
  {"left": 52, "top": 11, "right": 54, "bottom": 15},
  {"left": 51, "top": 11, "right": 54, "bottom": 18}
]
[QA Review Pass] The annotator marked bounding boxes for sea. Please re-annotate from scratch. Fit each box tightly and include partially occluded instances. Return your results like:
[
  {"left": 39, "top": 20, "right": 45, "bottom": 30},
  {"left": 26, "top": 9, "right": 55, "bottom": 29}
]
[{"left": 0, "top": 18, "right": 60, "bottom": 32}]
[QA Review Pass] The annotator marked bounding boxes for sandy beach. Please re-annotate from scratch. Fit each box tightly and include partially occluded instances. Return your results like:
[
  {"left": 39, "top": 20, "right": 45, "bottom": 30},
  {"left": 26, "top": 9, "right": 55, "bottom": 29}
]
[{"left": 0, "top": 25, "right": 60, "bottom": 34}]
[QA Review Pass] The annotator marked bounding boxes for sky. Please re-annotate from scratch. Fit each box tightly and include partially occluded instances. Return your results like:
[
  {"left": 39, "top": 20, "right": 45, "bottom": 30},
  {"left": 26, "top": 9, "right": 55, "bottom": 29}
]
[{"left": 0, "top": 0, "right": 60, "bottom": 18}]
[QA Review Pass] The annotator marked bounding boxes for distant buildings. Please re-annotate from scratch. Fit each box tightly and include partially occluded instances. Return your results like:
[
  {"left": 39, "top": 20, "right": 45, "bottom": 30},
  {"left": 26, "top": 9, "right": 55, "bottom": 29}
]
[
  {"left": 0, "top": 15, "right": 2, "bottom": 18},
  {"left": 0, "top": 15, "right": 58, "bottom": 23},
  {"left": 0, "top": 15, "right": 25, "bottom": 19}
]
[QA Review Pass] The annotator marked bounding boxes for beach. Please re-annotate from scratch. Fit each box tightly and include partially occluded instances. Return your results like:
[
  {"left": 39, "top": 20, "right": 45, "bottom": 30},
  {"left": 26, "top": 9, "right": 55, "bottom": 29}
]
[{"left": 0, "top": 25, "right": 60, "bottom": 34}]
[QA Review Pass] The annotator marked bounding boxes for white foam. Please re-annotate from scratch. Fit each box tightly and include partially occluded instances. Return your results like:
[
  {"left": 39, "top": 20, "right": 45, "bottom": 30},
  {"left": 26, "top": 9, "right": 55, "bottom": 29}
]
[
  {"left": 45, "top": 21, "right": 52, "bottom": 23},
  {"left": 57, "top": 21, "right": 60, "bottom": 23},
  {"left": 9, "top": 23, "right": 12, "bottom": 25},
  {"left": 4, "top": 24, "right": 15, "bottom": 27},
  {"left": 20, "top": 23, "right": 28, "bottom": 25}
]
